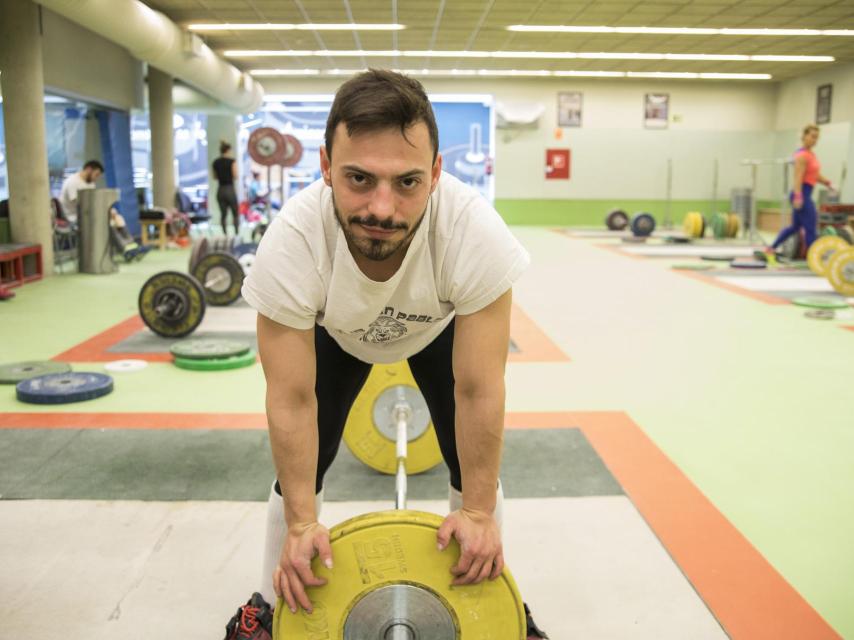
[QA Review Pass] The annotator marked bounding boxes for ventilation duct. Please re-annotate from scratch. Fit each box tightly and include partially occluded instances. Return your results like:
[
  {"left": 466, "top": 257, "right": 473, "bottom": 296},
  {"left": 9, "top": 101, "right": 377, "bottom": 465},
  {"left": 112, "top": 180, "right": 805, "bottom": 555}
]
[{"left": 36, "top": 0, "right": 264, "bottom": 113}]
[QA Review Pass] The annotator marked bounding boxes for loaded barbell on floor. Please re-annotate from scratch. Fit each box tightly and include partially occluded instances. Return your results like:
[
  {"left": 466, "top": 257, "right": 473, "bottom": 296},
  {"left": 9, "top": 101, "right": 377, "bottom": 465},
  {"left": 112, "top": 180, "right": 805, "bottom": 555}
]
[{"left": 274, "top": 375, "right": 528, "bottom": 640}]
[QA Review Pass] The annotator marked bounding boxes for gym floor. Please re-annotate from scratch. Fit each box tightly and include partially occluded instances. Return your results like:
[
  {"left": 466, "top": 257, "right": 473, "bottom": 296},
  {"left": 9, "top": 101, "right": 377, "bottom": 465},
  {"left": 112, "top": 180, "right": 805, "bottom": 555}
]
[{"left": 1, "top": 227, "right": 852, "bottom": 639}]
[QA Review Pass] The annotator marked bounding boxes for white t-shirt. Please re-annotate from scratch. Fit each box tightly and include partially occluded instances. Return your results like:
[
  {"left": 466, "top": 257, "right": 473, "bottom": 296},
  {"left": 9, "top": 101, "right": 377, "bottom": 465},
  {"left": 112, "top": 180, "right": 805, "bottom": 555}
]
[
  {"left": 59, "top": 173, "right": 94, "bottom": 222},
  {"left": 242, "top": 172, "right": 530, "bottom": 364}
]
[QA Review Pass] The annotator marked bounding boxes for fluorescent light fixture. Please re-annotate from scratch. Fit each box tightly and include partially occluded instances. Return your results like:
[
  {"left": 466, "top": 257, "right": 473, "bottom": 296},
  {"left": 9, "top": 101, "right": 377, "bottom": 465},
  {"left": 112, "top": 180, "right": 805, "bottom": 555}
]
[
  {"left": 263, "top": 94, "right": 334, "bottom": 102},
  {"left": 227, "top": 49, "right": 832, "bottom": 62},
  {"left": 189, "top": 23, "right": 404, "bottom": 31},
  {"left": 507, "top": 25, "right": 854, "bottom": 37},
  {"left": 250, "top": 68, "right": 773, "bottom": 80}
]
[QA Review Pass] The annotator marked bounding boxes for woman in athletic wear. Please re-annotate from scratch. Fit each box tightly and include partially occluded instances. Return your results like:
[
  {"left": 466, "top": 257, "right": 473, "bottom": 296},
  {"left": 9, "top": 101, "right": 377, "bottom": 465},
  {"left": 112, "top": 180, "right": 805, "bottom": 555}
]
[
  {"left": 770, "top": 124, "right": 834, "bottom": 254},
  {"left": 212, "top": 141, "right": 240, "bottom": 236}
]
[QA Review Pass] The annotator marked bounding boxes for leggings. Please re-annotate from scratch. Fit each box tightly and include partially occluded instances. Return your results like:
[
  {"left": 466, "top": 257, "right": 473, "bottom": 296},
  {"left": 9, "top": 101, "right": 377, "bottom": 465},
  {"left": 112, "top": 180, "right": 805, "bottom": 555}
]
[
  {"left": 216, "top": 184, "right": 240, "bottom": 235},
  {"left": 772, "top": 183, "right": 817, "bottom": 250},
  {"left": 274, "top": 320, "right": 462, "bottom": 496}
]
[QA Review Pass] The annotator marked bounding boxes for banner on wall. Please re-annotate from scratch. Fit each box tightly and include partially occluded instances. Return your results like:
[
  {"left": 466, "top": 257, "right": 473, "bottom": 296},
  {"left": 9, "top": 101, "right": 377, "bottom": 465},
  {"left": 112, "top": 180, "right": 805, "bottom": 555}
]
[
  {"left": 644, "top": 93, "right": 669, "bottom": 129},
  {"left": 816, "top": 84, "right": 832, "bottom": 125},
  {"left": 545, "top": 149, "right": 570, "bottom": 180},
  {"left": 557, "top": 92, "right": 583, "bottom": 128}
]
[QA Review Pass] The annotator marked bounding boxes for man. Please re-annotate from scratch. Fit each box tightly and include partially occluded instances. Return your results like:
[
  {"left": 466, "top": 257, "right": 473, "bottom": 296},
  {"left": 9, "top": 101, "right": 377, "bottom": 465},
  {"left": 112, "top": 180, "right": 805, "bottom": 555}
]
[
  {"left": 228, "top": 70, "right": 548, "bottom": 640},
  {"left": 58, "top": 160, "right": 103, "bottom": 223}
]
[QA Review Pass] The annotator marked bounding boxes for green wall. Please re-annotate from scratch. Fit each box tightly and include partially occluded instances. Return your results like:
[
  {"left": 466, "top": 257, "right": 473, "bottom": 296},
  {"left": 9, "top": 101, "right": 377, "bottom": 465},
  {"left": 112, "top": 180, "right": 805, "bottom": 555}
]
[{"left": 495, "top": 199, "right": 780, "bottom": 226}]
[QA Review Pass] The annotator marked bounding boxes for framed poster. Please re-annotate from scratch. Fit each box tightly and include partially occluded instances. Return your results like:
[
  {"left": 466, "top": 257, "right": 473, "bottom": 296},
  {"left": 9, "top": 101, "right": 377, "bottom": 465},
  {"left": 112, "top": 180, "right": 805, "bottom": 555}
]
[
  {"left": 557, "top": 91, "right": 583, "bottom": 127},
  {"left": 644, "top": 93, "right": 669, "bottom": 129},
  {"left": 545, "top": 148, "right": 570, "bottom": 180},
  {"left": 816, "top": 84, "right": 832, "bottom": 125}
]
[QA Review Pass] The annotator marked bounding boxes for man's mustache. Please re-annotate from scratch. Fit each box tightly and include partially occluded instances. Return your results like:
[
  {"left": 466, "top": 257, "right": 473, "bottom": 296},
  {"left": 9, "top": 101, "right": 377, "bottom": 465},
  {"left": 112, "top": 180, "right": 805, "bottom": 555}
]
[{"left": 348, "top": 215, "right": 407, "bottom": 231}]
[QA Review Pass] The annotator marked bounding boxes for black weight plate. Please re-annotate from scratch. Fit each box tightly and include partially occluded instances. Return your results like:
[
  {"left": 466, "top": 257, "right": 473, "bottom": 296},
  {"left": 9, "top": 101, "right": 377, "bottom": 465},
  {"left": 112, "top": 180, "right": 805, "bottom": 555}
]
[
  {"left": 605, "top": 209, "right": 629, "bottom": 231},
  {"left": 232, "top": 242, "right": 259, "bottom": 258},
  {"left": 0, "top": 361, "right": 72, "bottom": 384},
  {"left": 730, "top": 258, "right": 767, "bottom": 269},
  {"left": 191, "top": 251, "right": 245, "bottom": 306},
  {"left": 701, "top": 255, "right": 737, "bottom": 261},
  {"left": 188, "top": 237, "right": 210, "bottom": 273},
  {"left": 16, "top": 372, "right": 113, "bottom": 405},
  {"left": 699, "top": 215, "right": 706, "bottom": 238},
  {"left": 170, "top": 338, "right": 252, "bottom": 360},
  {"left": 138, "top": 271, "right": 206, "bottom": 338},
  {"left": 251, "top": 224, "right": 268, "bottom": 244},
  {"left": 621, "top": 236, "right": 647, "bottom": 243},
  {"left": 839, "top": 227, "right": 854, "bottom": 245},
  {"left": 664, "top": 236, "right": 691, "bottom": 244},
  {"left": 631, "top": 212, "right": 656, "bottom": 237}
]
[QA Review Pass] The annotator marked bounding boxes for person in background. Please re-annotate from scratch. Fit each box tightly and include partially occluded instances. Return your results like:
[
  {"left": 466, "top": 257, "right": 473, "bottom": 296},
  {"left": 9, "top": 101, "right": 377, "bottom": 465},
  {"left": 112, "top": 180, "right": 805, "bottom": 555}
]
[
  {"left": 212, "top": 141, "right": 240, "bottom": 236},
  {"left": 59, "top": 160, "right": 104, "bottom": 224},
  {"left": 768, "top": 124, "right": 834, "bottom": 256}
]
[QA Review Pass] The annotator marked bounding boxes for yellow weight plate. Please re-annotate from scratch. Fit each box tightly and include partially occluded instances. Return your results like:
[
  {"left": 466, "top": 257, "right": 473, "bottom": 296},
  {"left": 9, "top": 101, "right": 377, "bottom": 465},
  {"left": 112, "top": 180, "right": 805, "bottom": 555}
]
[
  {"left": 827, "top": 246, "right": 854, "bottom": 296},
  {"left": 807, "top": 236, "right": 848, "bottom": 277},
  {"left": 683, "top": 212, "right": 702, "bottom": 238},
  {"left": 728, "top": 213, "right": 741, "bottom": 239},
  {"left": 343, "top": 361, "right": 443, "bottom": 475},
  {"left": 273, "top": 510, "right": 527, "bottom": 640}
]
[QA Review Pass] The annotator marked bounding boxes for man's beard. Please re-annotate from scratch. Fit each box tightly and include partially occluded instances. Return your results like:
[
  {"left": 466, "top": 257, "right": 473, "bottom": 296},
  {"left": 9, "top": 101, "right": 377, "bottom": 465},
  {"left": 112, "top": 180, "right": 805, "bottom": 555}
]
[{"left": 332, "top": 191, "right": 426, "bottom": 262}]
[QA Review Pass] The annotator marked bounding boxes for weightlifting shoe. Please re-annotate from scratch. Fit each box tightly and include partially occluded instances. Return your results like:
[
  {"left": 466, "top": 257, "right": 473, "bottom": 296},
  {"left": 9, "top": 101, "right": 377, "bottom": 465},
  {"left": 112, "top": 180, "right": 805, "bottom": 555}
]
[
  {"left": 525, "top": 602, "right": 550, "bottom": 639},
  {"left": 224, "top": 592, "right": 273, "bottom": 640}
]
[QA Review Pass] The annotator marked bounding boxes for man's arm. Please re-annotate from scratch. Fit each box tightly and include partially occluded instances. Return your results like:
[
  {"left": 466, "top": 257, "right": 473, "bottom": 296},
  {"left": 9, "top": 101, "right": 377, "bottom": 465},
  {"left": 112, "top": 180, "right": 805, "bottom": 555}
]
[
  {"left": 452, "top": 288, "right": 512, "bottom": 513},
  {"left": 257, "top": 313, "right": 318, "bottom": 525},
  {"left": 436, "top": 288, "right": 512, "bottom": 585}
]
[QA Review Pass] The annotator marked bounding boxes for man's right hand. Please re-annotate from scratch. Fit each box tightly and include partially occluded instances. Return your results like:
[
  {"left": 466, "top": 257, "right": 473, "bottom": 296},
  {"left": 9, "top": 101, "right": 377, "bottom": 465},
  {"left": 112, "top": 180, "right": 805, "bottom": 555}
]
[{"left": 274, "top": 522, "right": 333, "bottom": 614}]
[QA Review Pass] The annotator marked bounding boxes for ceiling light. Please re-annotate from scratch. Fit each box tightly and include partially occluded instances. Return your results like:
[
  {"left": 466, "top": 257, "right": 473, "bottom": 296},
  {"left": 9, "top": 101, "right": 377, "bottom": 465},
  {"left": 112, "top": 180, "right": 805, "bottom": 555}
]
[
  {"left": 226, "top": 49, "right": 832, "bottom": 62},
  {"left": 189, "top": 23, "right": 405, "bottom": 32},
  {"left": 507, "top": 25, "right": 854, "bottom": 37},
  {"left": 249, "top": 68, "right": 773, "bottom": 80}
]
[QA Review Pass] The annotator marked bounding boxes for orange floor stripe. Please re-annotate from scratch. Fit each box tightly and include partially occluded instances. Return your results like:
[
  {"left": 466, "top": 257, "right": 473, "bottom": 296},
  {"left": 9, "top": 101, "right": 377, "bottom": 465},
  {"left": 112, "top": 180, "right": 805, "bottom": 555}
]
[
  {"left": 0, "top": 408, "right": 840, "bottom": 637},
  {"left": 508, "top": 304, "right": 570, "bottom": 362},
  {"left": 674, "top": 270, "right": 791, "bottom": 306}
]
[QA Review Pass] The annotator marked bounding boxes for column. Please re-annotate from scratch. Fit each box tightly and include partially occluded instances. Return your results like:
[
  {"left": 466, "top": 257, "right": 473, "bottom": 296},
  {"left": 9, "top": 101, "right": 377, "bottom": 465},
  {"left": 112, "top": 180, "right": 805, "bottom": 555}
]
[{"left": 148, "top": 66, "right": 175, "bottom": 209}]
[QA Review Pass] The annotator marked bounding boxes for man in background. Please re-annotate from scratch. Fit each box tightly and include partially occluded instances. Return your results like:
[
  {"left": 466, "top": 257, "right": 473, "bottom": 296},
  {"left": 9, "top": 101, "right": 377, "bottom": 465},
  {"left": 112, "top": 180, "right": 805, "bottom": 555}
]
[{"left": 58, "top": 159, "right": 104, "bottom": 223}]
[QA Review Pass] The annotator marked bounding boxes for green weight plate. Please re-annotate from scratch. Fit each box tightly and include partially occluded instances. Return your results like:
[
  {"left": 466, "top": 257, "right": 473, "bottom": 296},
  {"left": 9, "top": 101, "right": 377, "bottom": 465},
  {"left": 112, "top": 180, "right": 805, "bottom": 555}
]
[
  {"left": 712, "top": 213, "right": 727, "bottom": 239},
  {"left": 191, "top": 251, "right": 245, "bottom": 306},
  {"left": 0, "top": 360, "right": 72, "bottom": 384},
  {"left": 821, "top": 226, "right": 838, "bottom": 237},
  {"left": 170, "top": 338, "right": 251, "bottom": 360},
  {"left": 701, "top": 255, "right": 737, "bottom": 262},
  {"left": 671, "top": 263, "right": 714, "bottom": 271},
  {"left": 173, "top": 350, "right": 257, "bottom": 371},
  {"left": 791, "top": 296, "right": 849, "bottom": 310}
]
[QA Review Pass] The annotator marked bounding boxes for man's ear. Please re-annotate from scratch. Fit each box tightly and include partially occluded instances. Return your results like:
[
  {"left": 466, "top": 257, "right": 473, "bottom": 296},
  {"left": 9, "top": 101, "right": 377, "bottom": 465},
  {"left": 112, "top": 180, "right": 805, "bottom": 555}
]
[
  {"left": 430, "top": 153, "right": 443, "bottom": 192},
  {"left": 320, "top": 146, "right": 332, "bottom": 186}
]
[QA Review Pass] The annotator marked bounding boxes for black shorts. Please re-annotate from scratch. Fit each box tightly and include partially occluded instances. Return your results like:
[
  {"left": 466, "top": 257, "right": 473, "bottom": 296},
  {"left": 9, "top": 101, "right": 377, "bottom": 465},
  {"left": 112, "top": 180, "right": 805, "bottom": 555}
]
[{"left": 274, "top": 320, "right": 461, "bottom": 495}]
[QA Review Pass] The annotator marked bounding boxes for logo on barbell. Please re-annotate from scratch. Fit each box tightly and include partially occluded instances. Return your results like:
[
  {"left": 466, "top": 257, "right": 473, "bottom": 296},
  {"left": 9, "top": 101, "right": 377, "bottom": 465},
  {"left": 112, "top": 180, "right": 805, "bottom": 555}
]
[
  {"left": 299, "top": 601, "right": 330, "bottom": 639},
  {"left": 354, "top": 535, "right": 408, "bottom": 584}
]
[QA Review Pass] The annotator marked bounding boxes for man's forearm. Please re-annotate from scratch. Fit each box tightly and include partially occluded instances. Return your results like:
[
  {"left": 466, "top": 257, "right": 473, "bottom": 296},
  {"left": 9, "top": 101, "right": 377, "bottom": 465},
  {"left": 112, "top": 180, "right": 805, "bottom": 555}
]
[
  {"left": 454, "top": 386, "right": 505, "bottom": 514},
  {"left": 267, "top": 399, "right": 319, "bottom": 526}
]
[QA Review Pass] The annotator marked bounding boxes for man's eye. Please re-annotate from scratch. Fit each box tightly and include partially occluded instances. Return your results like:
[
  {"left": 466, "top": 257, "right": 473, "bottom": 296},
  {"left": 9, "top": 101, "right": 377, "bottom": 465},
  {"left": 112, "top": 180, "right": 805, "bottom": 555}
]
[
  {"left": 349, "top": 174, "right": 368, "bottom": 185},
  {"left": 400, "top": 177, "right": 420, "bottom": 189}
]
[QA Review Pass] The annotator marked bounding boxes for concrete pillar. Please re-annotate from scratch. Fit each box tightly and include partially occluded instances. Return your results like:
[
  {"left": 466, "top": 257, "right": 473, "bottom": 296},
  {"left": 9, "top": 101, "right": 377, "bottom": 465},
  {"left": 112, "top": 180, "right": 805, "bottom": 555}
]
[
  {"left": 148, "top": 66, "right": 175, "bottom": 209},
  {"left": 0, "top": 0, "right": 53, "bottom": 268},
  {"left": 206, "top": 114, "right": 239, "bottom": 220}
]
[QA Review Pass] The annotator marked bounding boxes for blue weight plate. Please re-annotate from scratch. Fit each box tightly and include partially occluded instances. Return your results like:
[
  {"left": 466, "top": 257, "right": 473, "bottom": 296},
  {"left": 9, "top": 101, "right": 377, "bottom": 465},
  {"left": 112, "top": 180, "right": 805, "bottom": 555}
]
[
  {"left": 232, "top": 242, "right": 259, "bottom": 258},
  {"left": 630, "top": 212, "right": 656, "bottom": 237},
  {"left": 16, "top": 372, "right": 114, "bottom": 405}
]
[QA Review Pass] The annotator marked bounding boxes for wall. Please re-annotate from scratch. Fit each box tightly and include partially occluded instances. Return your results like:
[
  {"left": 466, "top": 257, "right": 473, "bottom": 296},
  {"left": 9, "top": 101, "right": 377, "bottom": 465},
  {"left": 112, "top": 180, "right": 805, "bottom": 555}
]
[
  {"left": 261, "top": 76, "right": 780, "bottom": 225},
  {"left": 40, "top": 7, "right": 144, "bottom": 111}
]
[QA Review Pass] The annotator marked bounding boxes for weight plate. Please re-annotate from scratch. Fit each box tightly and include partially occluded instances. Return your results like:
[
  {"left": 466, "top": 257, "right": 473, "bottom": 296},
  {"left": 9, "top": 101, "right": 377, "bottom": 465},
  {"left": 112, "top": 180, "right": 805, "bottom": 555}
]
[
  {"left": 605, "top": 209, "right": 629, "bottom": 231},
  {"left": 173, "top": 350, "right": 257, "bottom": 371},
  {"left": 730, "top": 259, "right": 767, "bottom": 269},
  {"left": 344, "top": 361, "right": 442, "bottom": 475},
  {"left": 103, "top": 359, "right": 148, "bottom": 373},
  {"left": 621, "top": 236, "right": 647, "bottom": 243},
  {"left": 238, "top": 252, "right": 255, "bottom": 276},
  {"left": 791, "top": 296, "right": 849, "bottom": 310},
  {"left": 779, "top": 233, "right": 800, "bottom": 261},
  {"left": 191, "top": 251, "right": 245, "bottom": 306},
  {"left": 671, "top": 263, "right": 714, "bottom": 271},
  {"left": 232, "top": 242, "right": 259, "bottom": 258},
  {"left": 272, "top": 510, "right": 527, "bottom": 640},
  {"left": 700, "top": 255, "right": 738, "bottom": 262},
  {"left": 189, "top": 237, "right": 210, "bottom": 273},
  {"left": 827, "top": 247, "right": 854, "bottom": 297},
  {"left": 630, "top": 212, "right": 656, "bottom": 237},
  {"left": 170, "top": 338, "right": 251, "bottom": 360},
  {"left": 16, "top": 372, "right": 113, "bottom": 405},
  {"left": 728, "top": 213, "right": 740, "bottom": 238},
  {"left": 138, "top": 271, "right": 206, "bottom": 338},
  {"left": 0, "top": 361, "right": 72, "bottom": 385},
  {"left": 682, "top": 212, "right": 699, "bottom": 238},
  {"left": 805, "top": 309, "right": 835, "bottom": 320},
  {"left": 821, "top": 226, "right": 838, "bottom": 237},
  {"left": 664, "top": 236, "right": 691, "bottom": 244},
  {"left": 806, "top": 236, "right": 848, "bottom": 277},
  {"left": 699, "top": 215, "right": 706, "bottom": 238},
  {"left": 248, "top": 127, "right": 286, "bottom": 167},
  {"left": 838, "top": 226, "right": 853, "bottom": 245},
  {"left": 279, "top": 134, "right": 304, "bottom": 168},
  {"left": 712, "top": 213, "right": 727, "bottom": 239}
]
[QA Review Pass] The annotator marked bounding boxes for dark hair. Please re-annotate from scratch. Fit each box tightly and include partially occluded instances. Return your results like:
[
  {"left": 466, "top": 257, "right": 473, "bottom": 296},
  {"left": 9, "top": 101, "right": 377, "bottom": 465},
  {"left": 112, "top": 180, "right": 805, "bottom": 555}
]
[
  {"left": 325, "top": 69, "right": 439, "bottom": 163},
  {"left": 220, "top": 141, "right": 232, "bottom": 154},
  {"left": 802, "top": 124, "right": 819, "bottom": 137},
  {"left": 83, "top": 160, "right": 104, "bottom": 173}
]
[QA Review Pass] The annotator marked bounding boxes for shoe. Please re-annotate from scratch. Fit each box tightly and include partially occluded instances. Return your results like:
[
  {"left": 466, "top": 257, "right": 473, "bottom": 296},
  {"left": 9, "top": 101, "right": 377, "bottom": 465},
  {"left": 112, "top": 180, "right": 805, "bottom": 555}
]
[
  {"left": 224, "top": 593, "right": 273, "bottom": 640},
  {"left": 525, "top": 602, "right": 549, "bottom": 639}
]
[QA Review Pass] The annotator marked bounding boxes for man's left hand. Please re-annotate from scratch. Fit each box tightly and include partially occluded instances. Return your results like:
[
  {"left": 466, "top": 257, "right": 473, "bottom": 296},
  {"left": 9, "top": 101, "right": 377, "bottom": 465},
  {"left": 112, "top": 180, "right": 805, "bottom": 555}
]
[{"left": 437, "top": 509, "right": 504, "bottom": 585}]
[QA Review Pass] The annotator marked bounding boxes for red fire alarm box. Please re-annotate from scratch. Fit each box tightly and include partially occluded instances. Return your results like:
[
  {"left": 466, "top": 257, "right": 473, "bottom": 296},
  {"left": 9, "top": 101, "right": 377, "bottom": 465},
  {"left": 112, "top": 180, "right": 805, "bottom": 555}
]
[{"left": 545, "top": 149, "right": 570, "bottom": 180}]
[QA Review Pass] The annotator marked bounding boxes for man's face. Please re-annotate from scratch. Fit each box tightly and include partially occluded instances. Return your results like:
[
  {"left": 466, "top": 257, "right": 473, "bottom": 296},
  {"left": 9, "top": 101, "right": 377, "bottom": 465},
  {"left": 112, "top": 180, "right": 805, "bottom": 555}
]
[
  {"left": 320, "top": 121, "right": 442, "bottom": 262},
  {"left": 83, "top": 168, "right": 102, "bottom": 184}
]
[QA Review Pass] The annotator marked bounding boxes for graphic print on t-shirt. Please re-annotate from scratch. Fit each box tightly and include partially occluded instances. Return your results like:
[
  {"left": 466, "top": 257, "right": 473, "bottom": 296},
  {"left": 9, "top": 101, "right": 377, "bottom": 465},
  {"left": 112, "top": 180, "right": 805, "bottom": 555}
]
[{"left": 357, "top": 306, "right": 437, "bottom": 344}]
